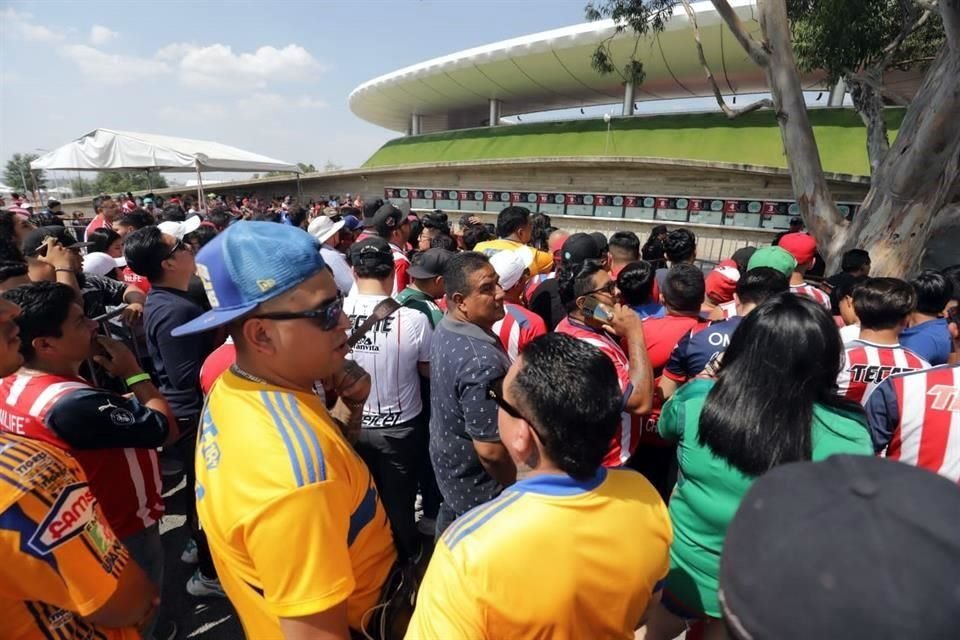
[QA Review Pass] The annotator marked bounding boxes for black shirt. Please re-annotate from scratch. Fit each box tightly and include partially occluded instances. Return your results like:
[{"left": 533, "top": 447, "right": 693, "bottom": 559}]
[
  {"left": 46, "top": 388, "right": 169, "bottom": 449},
  {"left": 429, "top": 316, "right": 511, "bottom": 517},
  {"left": 143, "top": 286, "right": 216, "bottom": 420},
  {"left": 528, "top": 278, "right": 566, "bottom": 330},
  {"left": 78, "top": 273, "right": 127, "bottom": 319}
]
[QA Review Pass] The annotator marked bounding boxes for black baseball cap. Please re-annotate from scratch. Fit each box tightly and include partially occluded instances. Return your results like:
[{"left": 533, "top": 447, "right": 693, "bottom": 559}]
[
  {"left": 720, "top": 455, "right": 960, "bottom": 640},
  {"left": 22, "top": 226, "right": 93, "bottom": 256},
  {"left": 589, "top": 232, "right": 609, "bottom": 253},
  {"left": 364, "top": 203, "right": 403, "bottom": 229},
  {"left": 407, "top": 248, "right": 454, "bottom": 279},
  {"left": 349, "top": 236, "right": 394, "bottom": 268},
  {"left": 560, "top": 232, "right": 603, "bottom": 267}
]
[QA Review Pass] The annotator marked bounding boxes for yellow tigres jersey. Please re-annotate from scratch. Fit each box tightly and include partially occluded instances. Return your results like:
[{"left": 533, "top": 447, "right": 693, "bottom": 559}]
[
  {"left": 0, "top": 433, "right": 138, "bottom": 640},
  {"left": 473, "top": 237, "right": 556, "bottom": 275},
  {"left": 197, "top": 369, "right": 396, "bottom": 637},
  {"left": 406, "top": 468, "right": 672, "bottom": 639}
]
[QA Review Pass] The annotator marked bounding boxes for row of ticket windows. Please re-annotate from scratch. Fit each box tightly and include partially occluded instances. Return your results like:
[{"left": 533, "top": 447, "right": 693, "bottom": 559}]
[{"left": 386, "top": 189, "right": 858, "bottom": 230}]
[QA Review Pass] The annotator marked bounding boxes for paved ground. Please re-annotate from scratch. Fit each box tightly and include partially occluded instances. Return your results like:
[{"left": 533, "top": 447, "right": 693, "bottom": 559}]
[{"left": 155, "top": 473, "right": 241, "bottom": 639}]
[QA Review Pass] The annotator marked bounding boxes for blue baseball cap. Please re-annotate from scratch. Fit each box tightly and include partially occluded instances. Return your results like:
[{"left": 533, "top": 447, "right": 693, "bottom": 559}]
[{"left": 171, "top": 221, "right": 327, "bottom": 336}]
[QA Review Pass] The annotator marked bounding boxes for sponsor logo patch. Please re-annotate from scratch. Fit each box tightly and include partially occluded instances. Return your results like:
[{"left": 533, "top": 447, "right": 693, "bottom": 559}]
[{"left": 28, "top": 483, "right": 97, "bottom": 555}]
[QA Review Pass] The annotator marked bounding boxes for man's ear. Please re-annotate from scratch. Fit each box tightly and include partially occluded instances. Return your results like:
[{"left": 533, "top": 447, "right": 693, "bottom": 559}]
[
  {"left": 32, "top": 336, "right": 56, "bottom": 358},
  {"left": 240, "top": 319, "right": 275, "bottom": 355}
]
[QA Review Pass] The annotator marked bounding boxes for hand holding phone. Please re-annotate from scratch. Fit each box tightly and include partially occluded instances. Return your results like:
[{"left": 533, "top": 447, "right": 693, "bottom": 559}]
[{"left": 581, "top": 297, "right": 614, "bottom": 324}]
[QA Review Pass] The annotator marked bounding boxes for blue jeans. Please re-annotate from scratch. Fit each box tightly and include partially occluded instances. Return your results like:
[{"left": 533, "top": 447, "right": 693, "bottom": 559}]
[{"left": 122, "top": 523, "right": 164, "bottom": 639}]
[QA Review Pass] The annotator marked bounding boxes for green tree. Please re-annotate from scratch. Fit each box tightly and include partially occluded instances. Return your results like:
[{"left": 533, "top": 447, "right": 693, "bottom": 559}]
[
  {"left": 587, "top": 0, "right": 960, "bottom": 276},
  {"left": 69, "top": 176, "right": 96, "bottom": 198},
  {"left": 93, "top": 171, "right": 168, "bottom": 194},
  {"left": 4, "top": 153, "right": 46, "bottom": 196},
  {"left": 297, "top": 162, "right": 317, "bottom": 173}
]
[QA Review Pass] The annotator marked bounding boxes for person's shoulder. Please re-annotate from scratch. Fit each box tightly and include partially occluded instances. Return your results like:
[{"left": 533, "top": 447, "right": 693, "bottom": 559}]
[
  {"left": 0, "top": 434, "right": 80, "bottom": 508},
  {"left": 674, "top": 377, "right": 714, "bottom": 401},
  {"left": 438, "top": 489, "right": 529, "bottom": 556}
]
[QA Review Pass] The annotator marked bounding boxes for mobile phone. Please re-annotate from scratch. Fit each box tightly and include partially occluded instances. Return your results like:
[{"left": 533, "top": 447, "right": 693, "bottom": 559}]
[{"left": 581, "top": 297, "right": 614, "bottom": 323}]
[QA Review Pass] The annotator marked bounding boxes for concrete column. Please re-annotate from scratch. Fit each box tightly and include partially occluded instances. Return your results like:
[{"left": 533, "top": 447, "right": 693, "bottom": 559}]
[
  {"left": 622, "top": 80, "right": 636, "bottom": 116},
  {"left": 827, "top": 78, "right": 846, "bottom": 106},
  {"left": 488, "top": 98, "right": 501, "bottom": 127},
  {"left": 410, "top": 113, "right": 422, "bottom": 136}
]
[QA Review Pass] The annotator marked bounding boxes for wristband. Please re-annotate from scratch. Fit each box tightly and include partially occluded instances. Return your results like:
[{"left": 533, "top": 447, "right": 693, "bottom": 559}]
[
  {"left": 55, "top": 268, "right": 74, "bottom": 273},
  {"left": 125, "top": 372, "right": 152, "bottom": 387}
]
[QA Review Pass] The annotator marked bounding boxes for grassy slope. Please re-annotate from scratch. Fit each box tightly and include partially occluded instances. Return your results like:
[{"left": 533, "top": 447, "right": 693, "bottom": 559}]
[{"left": 363, "top": 108, "right": 904, "bottom": 176}]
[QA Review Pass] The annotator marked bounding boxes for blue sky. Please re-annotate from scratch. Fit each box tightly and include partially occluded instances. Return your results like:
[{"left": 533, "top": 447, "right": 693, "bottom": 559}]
[{"left": 1, "top": 0, "right": 607, "bottom": 179}]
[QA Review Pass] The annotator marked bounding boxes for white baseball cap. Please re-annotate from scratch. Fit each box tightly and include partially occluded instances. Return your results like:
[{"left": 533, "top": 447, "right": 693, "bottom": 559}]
[
  {"left": 82, "top": 252, "right": 126, "bottom": 276},
  {"left": 158, "top": 215, "right": 202, "bottom": 240},
  {"left": 489, "top": 249, "right": 528, "bottom": 291},
  {"left": 307, "top": 215, "right": 345, "bottom": 244}
]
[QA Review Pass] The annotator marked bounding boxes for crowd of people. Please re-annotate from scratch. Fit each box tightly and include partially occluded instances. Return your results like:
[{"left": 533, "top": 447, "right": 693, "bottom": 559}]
[{"left": 1, "top": 191, "right": 958, "bottom": 640}]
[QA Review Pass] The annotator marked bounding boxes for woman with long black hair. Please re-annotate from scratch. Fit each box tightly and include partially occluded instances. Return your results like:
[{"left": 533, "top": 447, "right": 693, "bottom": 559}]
[{"left": 641, "top": 293, "right": 873, "bottom": 640}]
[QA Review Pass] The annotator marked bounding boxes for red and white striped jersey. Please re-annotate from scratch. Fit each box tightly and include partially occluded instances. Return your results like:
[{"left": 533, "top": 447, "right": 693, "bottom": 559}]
[
  {"left": 0, "top": 373, "right": 164, "bottom": 538},
  {"left": 865, "top": 364, "right": 960, "bottom": 483},
  {"left": 790, "top": 282, "right": 831, "bottom": 310},
  {"left": 390, "top": 243, "right": 410, "bottom": 295},
  {"left": 837, "top": 339, "right": 930, "bottom": 405},
  {"left": 492, "top": 303, "right": 547, "bottom": 362},
  {"left": 555, "top": 316, "right": 639, "bottom": 466},
  {"left": 718, "top": 300, "right": 738, "bottom": 319}
]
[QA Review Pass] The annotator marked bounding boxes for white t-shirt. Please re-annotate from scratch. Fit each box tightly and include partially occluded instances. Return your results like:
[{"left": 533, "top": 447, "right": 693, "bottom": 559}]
[
  {"left": 839, "top": 323, "right": 861, "bottom": 344},
  {"left": 320, "top": 245, "right": 354, "bottom": 295},
  {"left": 344, "top": 292, "right": 433, "bottom": 427}
]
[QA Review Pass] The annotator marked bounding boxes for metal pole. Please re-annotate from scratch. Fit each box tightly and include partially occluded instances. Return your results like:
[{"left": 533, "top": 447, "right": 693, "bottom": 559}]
[{"left": 488, "top": 99, "right": 501, "bottom": 127}]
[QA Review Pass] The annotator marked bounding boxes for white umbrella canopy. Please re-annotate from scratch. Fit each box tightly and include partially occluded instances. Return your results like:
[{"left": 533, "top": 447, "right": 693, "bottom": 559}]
[{"left": 30, "top": 129, "right": 300, "bottom": 174}]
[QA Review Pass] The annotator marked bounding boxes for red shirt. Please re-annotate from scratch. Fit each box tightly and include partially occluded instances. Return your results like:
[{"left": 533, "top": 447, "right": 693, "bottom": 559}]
[
  {"left": 555, "top": 316, "right": 639, "bottom": 466},
  {"left": 837, "top": 339, "right": 929, "bottom": 405},
  {"left": 121, "top": 266, "right": 150, "bottom": 293},
  {"left": 492, "top": 303, "right": 547, "bottom": 362},
  {"left": 0, "top": 373, "right": 164, "bottom": 538},
  {"left": 791, "top": 282, "right": 831, "bottom": 310},
  {"left": 84, "top": 215, "right": 111, "bottom": 241},
  {"left": 200, "top": 341, "right": 236, "bottom": 396}
]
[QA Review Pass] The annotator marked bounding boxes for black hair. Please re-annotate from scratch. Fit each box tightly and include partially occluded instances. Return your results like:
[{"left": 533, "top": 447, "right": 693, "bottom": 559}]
[
  {"left": 608, "top": 231, "right": 640, "bottom": 262},
  {"left": 0, "top": 238, "right": 25, "bottom": 263},
  {"left": 0, "top": 211, "right": 20, "bottom": 241},
  {"left": 184, "top": 225, "right": 218, "bottom": 250},
  {"left": 910, "top": 270, "right": 954, "bottom": 315},
  {"left": 834, "top": 274, "right": 869, "bottom": 303},
  {"left": 496, "top": 206, "right": 531, "bottom": 238},
  {"left": 94, "top": 195, "right": 113, "bottom": 212},
  {"left": 362, "top": 198, "right": 384, "bottom": 220},
  {"left": 252, "top": 210, "right": 281, "bottom": 223},
  {"left": 422, "top": 210, "right": 450, "bottom": 233},
  {"left": 664, "top": 228, "right": 696, "bottom": 263},
  {"left": 352, "top": 248, "right": 394, "bottom": 280},
  {"left": 662, "top": 263, "right": 705, "bottom": 313},
  {"left": 557, "top": 259, "right": 607, "bottom": 309},
  {"left": 88, "top": 228, "right": 121, "bottom": 255},
  {"left": 530, "top": 212, "right": 552, "bottom": 251},
  {"left": 429, "top": 233, "right": 458, "bottom": 252},
  {"left": 511, "top": 333, "right": 622, "bottom": 480},
  {"left": 462, "top": 225, "right": 495, "bottom": 251},
  {"left": 840, "top": 249, "right": 871, "bottom": 274},
  {"left": 942, "top": 264, "right": 960, "bottom": 303},
  {"left": 735, "top": 267, "right": 789, "bottom": 305},
  {"left": 443, "top": 251, "right": 490, "bottom": 299},
  {"left": 2, "top": 282, "right": 78, "bottom": 361},
  {"left": 206, "top": 207, "right": 233, "bottom": 231},
  {"left": 731, "top": 246, "right": 757, "bottom": 274},
  {"left": 375, "top": 210, "right": 403, "bottom": 239},
  {"left": 117, "top": 209, "right": 155, "bottom": 230},
  {"left": 0, "top": 260, "right": 28, "bottom": 284},
  {"left": 852, "top": 277, "right": 916, "bottom": 330},
  {"left": 641, "top": 227, "right": 667, "bottom": 268},
  {"left": 340, "top": 206, "right": 361, "bottom": 217},
  {"left": 699, "top": 293, "right": 862, "bottom": 476},
  {"left": 617, "top": 260, "right": 656, "bottom": 306},
  {"left": 160, "top": 203, "right": 186, "bottom": 222},
  {"left": 287, "top": 206, "right": 308, "bottom": 229},
  {"left": 122, "top": 226, "right": 169, "bottom": 282}
]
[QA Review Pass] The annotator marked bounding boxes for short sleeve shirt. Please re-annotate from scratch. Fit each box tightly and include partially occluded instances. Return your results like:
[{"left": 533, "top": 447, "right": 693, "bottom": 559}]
[
  {"left": 900, "top": 318, "right": 952, "bottom": 366},
  {"left": 429, "top": 316, "right": 511, "bottom": 516},
  {"left": 0, "top": 433, "right": 138, "bottom": 640},
  {"left": 196, "top": 370, "right": 397, "bottom": 636},
  {"left": 664, "top": 317, "right": 741, "bottom": 382}
]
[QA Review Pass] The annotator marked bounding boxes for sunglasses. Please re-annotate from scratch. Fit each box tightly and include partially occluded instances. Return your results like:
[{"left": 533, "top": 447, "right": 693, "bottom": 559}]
[
  {"left": 582, "top": 280, "right": 617, "bottom": 297},
  {"left": 486, "top": 376, "right": 526, "bottom": 421},
  {"left": 251, "top": 293, "right": 344, "bottom": 331},
  {"left": 164, "top": 238, "right": 188, "bottom": 260}
]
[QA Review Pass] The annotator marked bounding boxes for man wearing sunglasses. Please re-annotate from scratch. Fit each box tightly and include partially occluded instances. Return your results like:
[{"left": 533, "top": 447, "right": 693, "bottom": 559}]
[
  {"left": 555, "top": 260, "right": 654, "bottom": 467},
  {"left": 171, "top": 222, "right": 396, "bottom": 640},
  {"left": 408, "top": 333, "right": 672, "bottom": 639},
  {"left": 124, "top": 224, "right": 224, "bottom": 598}
]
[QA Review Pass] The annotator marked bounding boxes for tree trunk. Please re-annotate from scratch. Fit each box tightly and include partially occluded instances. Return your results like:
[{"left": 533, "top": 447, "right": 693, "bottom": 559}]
[
  {"left": 838, "top": 45, "right": 960, "bottom": 276},
  {"left": 755, "top": 0, "right": 848, "bottom": 257},
  {"left": 847, "top": 75, "right": 891, "bottom": 177}
]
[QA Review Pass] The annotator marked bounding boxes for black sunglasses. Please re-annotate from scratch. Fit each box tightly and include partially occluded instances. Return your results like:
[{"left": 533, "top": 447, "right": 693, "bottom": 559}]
[
  {"left": 582, "top": 280, "right": 617, "bottom": 297},
  {"left": 486, "top": 376, "right": 525, "bottom": 420},
  {"left": 164, "top": 238, "right": 187, "bottom": 260},
  {"left": 251, "top": 293, "right": 344, "bottom": 331}
]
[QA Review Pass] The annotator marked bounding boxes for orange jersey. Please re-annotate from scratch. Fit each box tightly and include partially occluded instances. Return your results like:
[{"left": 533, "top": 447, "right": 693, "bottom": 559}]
[{"left": 0, "top": 433, "right": 138, "bottom": 639}]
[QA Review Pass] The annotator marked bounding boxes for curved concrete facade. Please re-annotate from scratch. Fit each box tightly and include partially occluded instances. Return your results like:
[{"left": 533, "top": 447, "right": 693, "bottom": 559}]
[{"left": 349, "top": 0, "right": 826, "bottom": 133}]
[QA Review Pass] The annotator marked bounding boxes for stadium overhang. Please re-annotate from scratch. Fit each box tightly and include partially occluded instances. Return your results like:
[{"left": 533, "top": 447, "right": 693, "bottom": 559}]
[{"left": 351, "top": 0, "right": 827, "bottom": 134}]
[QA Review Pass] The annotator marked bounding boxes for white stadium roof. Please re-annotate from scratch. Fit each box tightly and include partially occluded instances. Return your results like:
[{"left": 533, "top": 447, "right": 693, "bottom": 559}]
[{"left": 350, "top": 0, "right": 828, "bottom": 133}]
